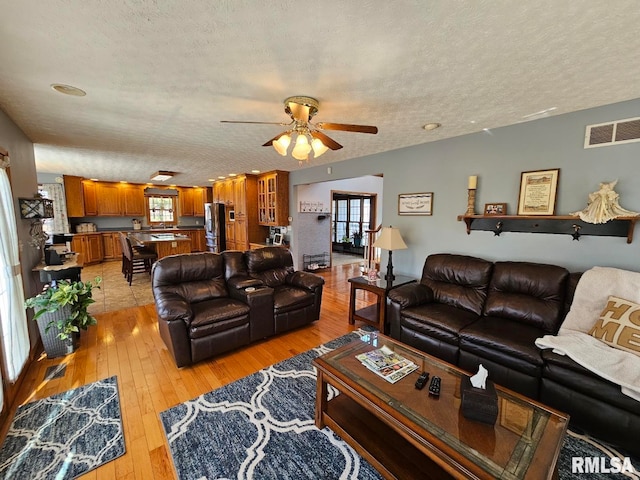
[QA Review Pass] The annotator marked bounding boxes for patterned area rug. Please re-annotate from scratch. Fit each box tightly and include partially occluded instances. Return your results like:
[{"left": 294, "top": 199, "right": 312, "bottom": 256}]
[
  {"left": 160, "top": 332, "right": 639, "bottom": 479},
  {"left": 0, "top": 376, "right": 125, "bottom": 480}
]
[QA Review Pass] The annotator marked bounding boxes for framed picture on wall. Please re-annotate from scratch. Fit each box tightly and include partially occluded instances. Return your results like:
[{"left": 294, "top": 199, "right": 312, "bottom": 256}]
[
  {"left": 517, "top": 169, "right": 560, "bottom": 215},
  {"left": 398, "top": 192, "right": 433, "bottom": 215}
]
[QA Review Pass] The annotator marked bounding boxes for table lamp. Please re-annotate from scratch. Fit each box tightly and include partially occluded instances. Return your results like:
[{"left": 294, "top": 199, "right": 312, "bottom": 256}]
[{"left": 372, "top": 226, "right": 407, "bottom": 286}]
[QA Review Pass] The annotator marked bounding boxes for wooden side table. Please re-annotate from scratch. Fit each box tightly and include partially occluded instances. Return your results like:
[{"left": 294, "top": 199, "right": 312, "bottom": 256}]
[{"left": 348, "top": 274, "right": 415, "bottom": 333}]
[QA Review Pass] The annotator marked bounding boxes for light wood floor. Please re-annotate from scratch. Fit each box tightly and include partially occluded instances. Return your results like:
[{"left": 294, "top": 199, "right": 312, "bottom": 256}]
[{"left": 4, "top": 262, "right": 374, "bottom": 479}]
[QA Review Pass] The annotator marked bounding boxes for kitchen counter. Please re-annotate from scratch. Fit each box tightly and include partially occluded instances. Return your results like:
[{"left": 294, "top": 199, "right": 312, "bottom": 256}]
[{"left": 129, "top": 232, "right": 192, "bottom": 259}]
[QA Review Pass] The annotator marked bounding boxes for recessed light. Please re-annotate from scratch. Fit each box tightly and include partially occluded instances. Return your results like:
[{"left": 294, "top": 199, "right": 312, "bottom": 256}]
[
  {"left": 423, "top": 123, "right": 441, "bottom": 131},
  {"left": 50, "top": 84, "right": 86, "bottom": 96},
  {"left": 90, "top": 178, "right": 99, "bottom": 181},
  {"left": 229, "top": 173, "right": 237, "bottom": 177},
  {"left": 218, "top": 176, "right": 226, "bottom": 179},
  {"left": 120, "top": 180, "right": 128, "bottom": 184},
  {"left": 207, "top": 178, "right": 215, "bottom": 182},
  {"left": 251, "top": 170, "right": 261, "bottom": 174}
]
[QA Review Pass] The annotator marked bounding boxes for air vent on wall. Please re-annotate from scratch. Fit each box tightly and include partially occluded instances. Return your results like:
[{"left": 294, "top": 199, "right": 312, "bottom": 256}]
[{"left": 584, "top": 116, "right": 640, "bottom": 148}]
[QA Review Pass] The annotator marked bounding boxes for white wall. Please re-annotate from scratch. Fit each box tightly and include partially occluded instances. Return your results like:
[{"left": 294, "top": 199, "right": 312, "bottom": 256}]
[
  {"left": 0, "top": 109, "right": 41, "bottom": 344},
  {"left": 290, "top": 98, "right": 640, "bottom": 276}
]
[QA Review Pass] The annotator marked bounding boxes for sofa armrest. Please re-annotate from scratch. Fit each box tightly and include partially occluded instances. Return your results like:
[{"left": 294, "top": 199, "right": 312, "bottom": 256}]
[
  {"left": 388, "top": 283, "right": 434, "bottom": 308},
  {"left": 227, "top": 275, "right": 265, "bottom": 303},
  {"left": 286, "top": 271, "right": 325, "bottom": 291},
  {"left": 154, "top": 291, "right": 192, "bottom": 322}
]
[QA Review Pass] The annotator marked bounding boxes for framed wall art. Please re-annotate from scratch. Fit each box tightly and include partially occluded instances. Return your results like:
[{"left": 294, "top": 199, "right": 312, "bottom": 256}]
[
  {"left": 398, "top": 192, "right": 433, "bottom": 216},
  {"left": 517, "top": 169, "right": 560, "bottom": 216},
  {"left": 484, "top": 203, "right": 507, "bottom": 215}
]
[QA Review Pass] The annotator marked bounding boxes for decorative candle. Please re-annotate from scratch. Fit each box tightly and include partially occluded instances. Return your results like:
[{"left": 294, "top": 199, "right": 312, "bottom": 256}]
[{"left": 468, "top": 175, "right": 478, "bottom": 189}]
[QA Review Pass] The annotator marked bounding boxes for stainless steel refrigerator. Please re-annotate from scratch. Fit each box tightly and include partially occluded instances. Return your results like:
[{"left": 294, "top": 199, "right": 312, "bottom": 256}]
[{"left": 204, "top": 203, "right": 226, "bottom": 253}]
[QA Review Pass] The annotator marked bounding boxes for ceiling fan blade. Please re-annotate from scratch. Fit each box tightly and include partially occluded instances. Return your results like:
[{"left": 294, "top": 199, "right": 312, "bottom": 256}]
[
  {"left": 310, "top": 130, "right": 343, "bottom": 150},
  {"left": 221, "top": 120, "right": 290, "bottom": 126},
  {"left": 316, "top": 122, "right": 378, "bottom": 134}
]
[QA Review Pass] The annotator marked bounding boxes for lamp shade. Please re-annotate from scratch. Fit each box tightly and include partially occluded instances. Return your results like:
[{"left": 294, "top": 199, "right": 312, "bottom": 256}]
[
  {"left": 372, "top": 226, "right": 407, "bottom": 251},
  {"left": 292, "top": 134, "right": 312, "bottom": 160},
  {"left": 273, "top": 133, "right": 291, "bottom": 156},
  {"left": 311, "top": 138, "right": 329, "bottom": 158}
]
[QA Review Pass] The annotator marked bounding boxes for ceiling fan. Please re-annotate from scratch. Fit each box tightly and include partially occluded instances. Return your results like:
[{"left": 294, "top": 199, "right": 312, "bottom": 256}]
[{"left": 221, "top": 96, "right": 378, "bottom": 163}]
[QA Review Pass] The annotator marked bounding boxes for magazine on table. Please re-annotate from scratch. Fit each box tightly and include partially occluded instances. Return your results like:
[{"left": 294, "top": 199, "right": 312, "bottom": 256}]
[{"left": 356, "top": 345, "right": 418, "bottom": 383}]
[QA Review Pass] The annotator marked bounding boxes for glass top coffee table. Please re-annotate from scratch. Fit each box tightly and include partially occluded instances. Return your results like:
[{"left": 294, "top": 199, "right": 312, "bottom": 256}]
[{"left": 313, "top": 333, "right": 568, "bottom": 479}]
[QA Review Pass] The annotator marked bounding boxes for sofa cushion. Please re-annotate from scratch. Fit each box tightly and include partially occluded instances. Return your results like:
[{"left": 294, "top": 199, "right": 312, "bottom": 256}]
[
  {"left": 401, "top": 303, "right": 480, "bottom": 344},
  {"left": 189, "top": 298, "right": 250, "bottom": 339},
  {"left": 421, "top": 254, "right": 493, "bottom": 316},
  {"left": 588, "top": 295, "right": 640, "bottom": 357},
  {"left": 460, "top": 316, "right": 545, "bottom": 374},
  {"left": 273, "top": 286, "right": 314, "bottom": 314},
  {"left": 484, "top": 261, "right": 568, "bottom": 334},
  {"left": 542, "top": 350, "right": 640, "bottom": 414}
]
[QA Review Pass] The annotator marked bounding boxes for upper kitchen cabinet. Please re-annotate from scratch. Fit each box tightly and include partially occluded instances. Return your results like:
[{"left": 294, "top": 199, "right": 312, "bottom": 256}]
[
  {"left": 121, "top": 183, "right": 146, "bottom": 216},
  {"left": 213, "top": 179, "right": 234, "bottom": 206},
  {"left": 96, "top": 182, "right": 122, "bottom": 216},
  {"left": 63, "top": 175, "right": 98, "bottom": 217},
  {"left": 63, "top": 175, "right": 87, "bottom": 217},
  {"left": 179, "top": 187, "right": 210, "bottom": 216},
  {"left": 258, "top": 170, "right": 289, "bottom": 226}
]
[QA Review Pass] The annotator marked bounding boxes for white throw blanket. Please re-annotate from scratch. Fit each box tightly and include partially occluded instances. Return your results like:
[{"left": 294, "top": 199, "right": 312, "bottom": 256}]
[{"left": 535, "top": 266, "right": 640, "bottom": 401}]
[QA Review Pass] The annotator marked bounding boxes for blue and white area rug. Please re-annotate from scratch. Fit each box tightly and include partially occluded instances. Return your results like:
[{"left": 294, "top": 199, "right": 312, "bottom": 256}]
[
  {"left": 160, "top": 331, "right": 639, "bottom": 479},
  {"left": 0, "top": 375, "right": 124, "bottom": 480}
]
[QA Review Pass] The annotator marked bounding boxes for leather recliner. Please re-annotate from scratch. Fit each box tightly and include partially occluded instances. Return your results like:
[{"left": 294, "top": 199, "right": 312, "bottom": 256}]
[
  {"left": 243, "top": 247, "right": 324, "bottom": 334},
  {"left": 152, "top": 252, "right": 252, "bottom": 367}
]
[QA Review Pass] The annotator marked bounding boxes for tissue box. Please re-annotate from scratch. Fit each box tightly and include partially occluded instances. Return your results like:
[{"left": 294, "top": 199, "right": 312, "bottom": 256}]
[{"left": 460, "top": 375, "right": 498, "bottom": 425}]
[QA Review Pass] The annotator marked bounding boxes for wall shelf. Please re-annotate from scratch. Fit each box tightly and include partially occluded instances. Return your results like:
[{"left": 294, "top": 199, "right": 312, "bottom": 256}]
[{"left": 456, "top": 215, "right": 638, "bottom": 244}]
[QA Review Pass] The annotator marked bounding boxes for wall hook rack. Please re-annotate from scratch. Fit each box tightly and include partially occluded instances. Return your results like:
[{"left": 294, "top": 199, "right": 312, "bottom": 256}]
[
  {"left": 571, "top": 224, "right": 582, "bottom": 241},
  {"left": 457, "top": 214, "right": 638, "bottom": 244}
]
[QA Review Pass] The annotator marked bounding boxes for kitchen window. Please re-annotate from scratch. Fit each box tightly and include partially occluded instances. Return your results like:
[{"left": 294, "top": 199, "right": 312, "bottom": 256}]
[{"left": 147, "top": 195, "right": 176, "bottom": 226}]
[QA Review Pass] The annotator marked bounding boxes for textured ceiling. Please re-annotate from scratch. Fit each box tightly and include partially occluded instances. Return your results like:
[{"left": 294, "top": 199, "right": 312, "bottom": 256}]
[{"left": 1, "top": 1, "right": 640, "bottom": 186}]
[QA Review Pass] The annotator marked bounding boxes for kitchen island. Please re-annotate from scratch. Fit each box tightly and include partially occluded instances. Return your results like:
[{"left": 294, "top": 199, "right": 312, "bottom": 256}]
[{"left": 129, "top": 232, "right": 192, "bottom": 259}]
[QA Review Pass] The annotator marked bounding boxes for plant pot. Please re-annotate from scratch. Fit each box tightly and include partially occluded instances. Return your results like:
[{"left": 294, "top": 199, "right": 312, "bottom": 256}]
[
  {"left": 35, "top": 306, "right": 80, "bottom": 358},
  {"left": 353, "top": 238, "right": 362, "bottom": 248}
]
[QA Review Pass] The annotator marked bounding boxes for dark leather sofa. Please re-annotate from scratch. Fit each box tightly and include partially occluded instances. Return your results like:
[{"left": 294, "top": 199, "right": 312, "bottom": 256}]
[
  {"left": 387, "top": 253, "right": 640, "bottom": 456},
  {"left": 151, "top": 247, "right": 324, "bottom": 368}
]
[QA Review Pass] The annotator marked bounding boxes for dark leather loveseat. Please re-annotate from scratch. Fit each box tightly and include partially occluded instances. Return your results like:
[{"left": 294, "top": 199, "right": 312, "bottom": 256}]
[
  {"left": 387, "top": 253, "right": 640, "bottom": 456},
  {"left": 151, "top": 247, "right": 324, "bottom": 368}
]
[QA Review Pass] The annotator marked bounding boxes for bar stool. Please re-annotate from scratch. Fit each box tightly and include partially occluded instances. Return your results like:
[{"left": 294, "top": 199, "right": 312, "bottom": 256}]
[{"left": 121, "top": 234, "right": 157, "bottom": 285}]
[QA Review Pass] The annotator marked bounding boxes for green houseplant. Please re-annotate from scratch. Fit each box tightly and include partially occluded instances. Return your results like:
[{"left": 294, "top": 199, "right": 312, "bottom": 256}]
[
  {"left": 25, "top": 277, "right": 101, "bottom": 357},
  {"left": 352, "top": 230, "right": 363, "bottom": 248}
]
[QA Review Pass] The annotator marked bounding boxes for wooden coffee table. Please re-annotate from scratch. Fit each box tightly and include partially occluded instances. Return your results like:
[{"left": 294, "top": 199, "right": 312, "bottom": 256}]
[{"left": 313, "top": 333, "right": 568, "bottom": 479}]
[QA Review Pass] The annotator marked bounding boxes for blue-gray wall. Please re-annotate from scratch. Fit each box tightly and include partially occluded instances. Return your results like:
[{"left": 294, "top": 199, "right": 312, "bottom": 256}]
[{"left": 290, "top": 98, "right": 640, "bottom": 275}]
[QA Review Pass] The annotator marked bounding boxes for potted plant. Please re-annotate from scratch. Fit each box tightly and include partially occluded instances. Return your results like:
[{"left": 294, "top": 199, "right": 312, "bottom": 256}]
[
  {"left": 25, "top": 277, "right": 101, "bottom": 358},
  {"left": 352, "top": 230, "right": 363, "bottom": 248}
]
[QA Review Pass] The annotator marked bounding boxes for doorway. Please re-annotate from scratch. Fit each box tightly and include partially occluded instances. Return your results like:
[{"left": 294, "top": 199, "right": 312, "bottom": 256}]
[{"left": 331, "top": 191, "right": 376, "bottom": 267}]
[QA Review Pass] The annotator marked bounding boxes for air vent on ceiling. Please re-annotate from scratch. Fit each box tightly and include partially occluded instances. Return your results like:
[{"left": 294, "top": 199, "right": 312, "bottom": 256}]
[{"left": 584, "top": 116, "right": 640, "bottom": 148}]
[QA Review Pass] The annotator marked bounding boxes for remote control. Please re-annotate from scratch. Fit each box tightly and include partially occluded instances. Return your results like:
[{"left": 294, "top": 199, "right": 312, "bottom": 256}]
[
  {"left": 414, "top": 372, "right": 430, "bottom": 390},
  {"left": 428, "top": 376, "right": 441, "bottom": 396}
]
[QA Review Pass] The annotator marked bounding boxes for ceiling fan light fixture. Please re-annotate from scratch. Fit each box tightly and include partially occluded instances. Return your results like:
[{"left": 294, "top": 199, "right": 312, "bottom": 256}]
[
  {"left": 292, "top": 134, "right": 311, "bottom": 161},
  {"left": 273, "top": 133, "right": 291, "bottom": 156},
  {"left": 311, "top": 137, "right": 329, "bottom": 158}
]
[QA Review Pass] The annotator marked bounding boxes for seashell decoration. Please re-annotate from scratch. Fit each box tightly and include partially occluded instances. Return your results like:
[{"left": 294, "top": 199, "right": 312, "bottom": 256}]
[{"left": 572, "top": 180, "right": 639, "bottom": 224}]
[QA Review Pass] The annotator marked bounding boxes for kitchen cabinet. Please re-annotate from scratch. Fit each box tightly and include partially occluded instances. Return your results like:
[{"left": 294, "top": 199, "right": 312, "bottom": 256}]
[
  {"left": 258, "top": 170, "right": 289, "bottom": 226},
  {"left": 96, "top": 183, "right": 122, "bottom": 216},
  {"left": 102, "top": 232, "right": 123, "bottom": 260},
  {"left": 179, "top": 187, "right": 209, "bottom": 217},
  {"left": 179, "top": 187, "right": 195, "bottom": 216},
  {"left": 72, "top": 233, "right": 104, "bottom": 265},
  {"left": 121, "top": 184, "right": 145, "bottom": 216},
  {"left": 63, "top": 175, "right": 86, "bottom": 217},
  {"left": 193, "top": 188, "right": 207, "bottom": 216},
  {"left": 213, "top": 179, "right": 234, "bottom": 206}
]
